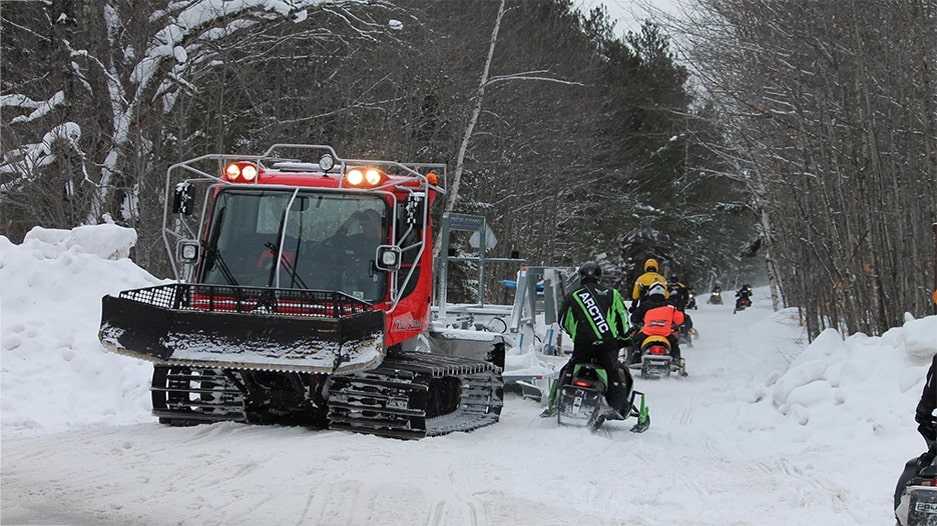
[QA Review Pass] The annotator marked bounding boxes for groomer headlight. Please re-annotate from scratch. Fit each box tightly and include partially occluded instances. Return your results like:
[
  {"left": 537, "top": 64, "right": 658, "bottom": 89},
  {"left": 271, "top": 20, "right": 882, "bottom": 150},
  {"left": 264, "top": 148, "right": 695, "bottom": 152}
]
[
  {"left": 346, "top": 168, "right": 365, "bottom": 186},
  {"left": 345, "top": 167, "right": 387, "bottom": 188},
  {"left": 241, "top": 164, "right": 257, "bottom": 181},
  {"left": 223, "top": 162, "right": 259, "bottom": 183}
]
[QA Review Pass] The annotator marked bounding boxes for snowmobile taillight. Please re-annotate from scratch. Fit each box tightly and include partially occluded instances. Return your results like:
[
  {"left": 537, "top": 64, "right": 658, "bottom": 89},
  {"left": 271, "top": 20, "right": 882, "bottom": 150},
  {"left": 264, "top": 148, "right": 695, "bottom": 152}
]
[
  {"left": 224, "top": 162, "right": 258, "bottom": 183},
  {"left": 345, "top": 167, "right": 387, "bottom": 188},
  {"left": 649, "top": 347, "right": 667, "bottom": 355},
  {"left": 572, "top": 379, "right": 593, "bottom": 388}
]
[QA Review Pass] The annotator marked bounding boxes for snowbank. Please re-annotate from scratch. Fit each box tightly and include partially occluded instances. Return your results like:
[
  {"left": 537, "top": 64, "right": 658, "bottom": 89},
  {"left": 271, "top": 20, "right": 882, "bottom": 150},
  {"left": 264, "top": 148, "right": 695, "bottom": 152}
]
[
  {"left": 766, "top": 315, "right": 937, "bottom": 439},
  {"left": 0, "top": 225, "right": 162, "bottom": 433}
]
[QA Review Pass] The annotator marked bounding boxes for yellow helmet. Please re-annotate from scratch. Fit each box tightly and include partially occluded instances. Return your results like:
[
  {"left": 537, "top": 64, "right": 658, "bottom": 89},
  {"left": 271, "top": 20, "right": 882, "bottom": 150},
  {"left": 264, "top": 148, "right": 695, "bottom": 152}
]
[{"left": 644, "top": 258, "right": 659, "bottom": 272}]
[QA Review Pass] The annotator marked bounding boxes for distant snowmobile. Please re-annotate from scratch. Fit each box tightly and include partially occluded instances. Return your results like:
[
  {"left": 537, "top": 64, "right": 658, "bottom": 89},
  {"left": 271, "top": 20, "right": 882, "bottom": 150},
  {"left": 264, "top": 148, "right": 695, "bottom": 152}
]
[
  {"left": 686, "top": 290, "right": 698, "bottom": 310},
  {"left": 734, "top": 284, "right": 753, "bottom": 314},
  {"left": 707, "top": 287, "right": 723, "bottom": 305}
]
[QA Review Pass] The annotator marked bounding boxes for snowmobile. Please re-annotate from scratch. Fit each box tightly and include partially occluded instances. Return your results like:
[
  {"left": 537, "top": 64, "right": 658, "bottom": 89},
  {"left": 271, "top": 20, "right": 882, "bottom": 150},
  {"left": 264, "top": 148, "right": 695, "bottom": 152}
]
[
  {"left": 734, "top": 296, "right": 752, "bottom": 313},
  {"left": 686, "top": 290, "right": 698, "bottom": 310},
  {"left": 734, "top": 285, "right": 753, "bottom": 313},
  {"left": 98, "top": 145, "right": 504, "bottom": 440},
  {"left": 628, "top": 334, "right": 687, "bottom": 379},
  {"left": 707, "top": 288, "right": 723, "bottom": 305},
  {"left": 895, "top": 445, "right": 937, "bottom": 526},
  {"left": 553, "top": 361, "right": 649, "bottom": 432}
]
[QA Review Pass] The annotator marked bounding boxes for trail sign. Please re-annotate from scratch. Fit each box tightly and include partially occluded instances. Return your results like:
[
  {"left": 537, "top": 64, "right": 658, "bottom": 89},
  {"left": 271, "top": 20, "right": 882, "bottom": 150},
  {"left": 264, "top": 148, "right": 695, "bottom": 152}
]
[{"left": 469, "top": 225, "right": 497, "bottom": 250}]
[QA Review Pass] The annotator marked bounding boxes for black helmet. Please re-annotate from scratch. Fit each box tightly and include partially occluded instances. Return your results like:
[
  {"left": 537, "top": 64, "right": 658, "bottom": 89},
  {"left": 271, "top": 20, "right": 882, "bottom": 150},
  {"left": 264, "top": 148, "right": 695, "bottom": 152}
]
[
  {"left": 670, "top": 274, "right": 679, "bottom": 283},
  {"left": 578, "top": 261, "right": 601, "bottom": 282}
]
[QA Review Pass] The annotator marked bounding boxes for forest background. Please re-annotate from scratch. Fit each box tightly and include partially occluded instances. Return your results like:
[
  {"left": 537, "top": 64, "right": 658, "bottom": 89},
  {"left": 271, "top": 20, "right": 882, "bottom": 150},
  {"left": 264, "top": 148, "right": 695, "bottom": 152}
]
[{"left": 1, "top": 0, "right": 935, "bottom": 339}]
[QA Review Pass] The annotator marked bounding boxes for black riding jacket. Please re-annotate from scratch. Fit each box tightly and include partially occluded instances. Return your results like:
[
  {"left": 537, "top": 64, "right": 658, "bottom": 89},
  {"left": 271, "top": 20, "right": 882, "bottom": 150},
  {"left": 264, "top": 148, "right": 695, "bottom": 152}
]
[{"left": 916, "top": 355, "right": 937, "bottom": 442}]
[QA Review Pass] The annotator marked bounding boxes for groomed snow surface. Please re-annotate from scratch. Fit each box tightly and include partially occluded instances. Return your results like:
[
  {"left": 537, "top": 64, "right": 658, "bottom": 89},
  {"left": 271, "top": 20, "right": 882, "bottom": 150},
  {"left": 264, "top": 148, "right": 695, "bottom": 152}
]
[{"left": 2, "top": 225, "right": 936, "bottom": 525}]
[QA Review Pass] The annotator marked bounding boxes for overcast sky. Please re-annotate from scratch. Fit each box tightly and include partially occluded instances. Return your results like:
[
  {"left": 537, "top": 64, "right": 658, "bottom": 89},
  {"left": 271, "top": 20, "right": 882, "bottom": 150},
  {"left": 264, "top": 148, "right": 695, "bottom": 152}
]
[{"left": 575, "top": 0, "right": 681, "bottom": 36}]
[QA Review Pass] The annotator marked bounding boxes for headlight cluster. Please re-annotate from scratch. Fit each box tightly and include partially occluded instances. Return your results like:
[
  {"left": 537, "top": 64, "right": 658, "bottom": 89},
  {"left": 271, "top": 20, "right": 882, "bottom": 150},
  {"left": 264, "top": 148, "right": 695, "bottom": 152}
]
[
  {"left": 345, "top": 168, "right": 386, "bottom": 187},
  {"left": 223, "top": 162, "right": 258, "bottom": 183}
]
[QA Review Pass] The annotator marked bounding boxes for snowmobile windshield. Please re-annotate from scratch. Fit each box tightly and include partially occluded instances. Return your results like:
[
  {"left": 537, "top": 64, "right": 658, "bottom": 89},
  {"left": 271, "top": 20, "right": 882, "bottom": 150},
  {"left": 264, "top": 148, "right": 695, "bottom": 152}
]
[{"left": 200, "top": 188, "right": 388, "bottom": 302}]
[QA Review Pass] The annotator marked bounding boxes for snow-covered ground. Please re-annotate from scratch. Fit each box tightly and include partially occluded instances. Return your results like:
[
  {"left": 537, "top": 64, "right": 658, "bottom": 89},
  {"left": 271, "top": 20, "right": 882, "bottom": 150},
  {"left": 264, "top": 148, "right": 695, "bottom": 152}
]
[{"left": 2, "top": 225, "right": 936, "bottom": 525}]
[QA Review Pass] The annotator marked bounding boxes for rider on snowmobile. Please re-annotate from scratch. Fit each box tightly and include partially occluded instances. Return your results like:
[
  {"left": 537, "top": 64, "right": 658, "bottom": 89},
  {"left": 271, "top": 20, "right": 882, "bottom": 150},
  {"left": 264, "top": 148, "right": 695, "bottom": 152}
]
[
  {"left": 629, "top": 282, "right": 685, "bottom": 369},
  {"left": 668, "top": 274, "right": 695, "bottom": 336},
  {"left": 915, "top": 356, "right": 937, "bottom": 448},
  {"left": 631, "top": 258, "right": 668, "bottom": 313},
  {"left": 667, "top": 274, "right": 691, "bottom": 311},
  {"left": 707, "top": 283, "right": 723, "bottom": 305},
  {"left": 542, "top": 261, "right": 631, "bottom": 419},
  {"left": 734, "top": 284, "right": 753, "bottom": 311}
]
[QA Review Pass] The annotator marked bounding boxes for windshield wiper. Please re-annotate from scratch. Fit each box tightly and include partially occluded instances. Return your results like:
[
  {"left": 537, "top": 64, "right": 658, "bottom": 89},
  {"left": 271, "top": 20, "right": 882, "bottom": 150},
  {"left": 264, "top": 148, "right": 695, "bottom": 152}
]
[
  {"left": 205, "top": 207, "right": 239, "bottom": 287},
  {"left": 264, "top": 241, "right": 308, "bottom": 290},
  {"left": 207, "top": 246, "right": 240, "bottom": 287}
]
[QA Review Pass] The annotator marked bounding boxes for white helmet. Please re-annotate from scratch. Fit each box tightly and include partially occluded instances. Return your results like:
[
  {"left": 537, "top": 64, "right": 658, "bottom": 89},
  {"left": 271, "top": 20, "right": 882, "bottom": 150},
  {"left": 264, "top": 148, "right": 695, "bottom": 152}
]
[{"left": 647, "top": 282, "right": 667, "bottom": 298}]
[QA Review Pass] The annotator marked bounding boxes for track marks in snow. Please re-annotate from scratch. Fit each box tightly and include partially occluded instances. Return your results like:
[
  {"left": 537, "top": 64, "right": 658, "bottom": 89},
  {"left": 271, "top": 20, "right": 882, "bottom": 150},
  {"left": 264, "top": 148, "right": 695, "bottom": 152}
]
[
  {"left": 307, "top": 481, "right": 368, "bottom": 525},
  {"left": 675, "top": 471, "right": 718, "bottom": 516},
  {"left": 672, "top": 405, "right": 694, "bottom": 426},
  {"left": 296, "top": 491, "right": 318, "bottom": 526},
  {"left": 425, "top": 498, "right": 486, "bottom": 526},
  {"left": 422, "top": 452, "right": 492, "bottom": 526},
  {"left": 751, "top": 456, "right": 847, "bottom": 510}
]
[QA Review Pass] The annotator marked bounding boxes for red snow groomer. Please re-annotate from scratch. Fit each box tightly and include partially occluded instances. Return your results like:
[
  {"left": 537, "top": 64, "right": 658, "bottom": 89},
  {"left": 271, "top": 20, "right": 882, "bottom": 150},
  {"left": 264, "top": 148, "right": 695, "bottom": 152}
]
[{"left": 99, "top": 145, "right": 503, "bottom": 439}]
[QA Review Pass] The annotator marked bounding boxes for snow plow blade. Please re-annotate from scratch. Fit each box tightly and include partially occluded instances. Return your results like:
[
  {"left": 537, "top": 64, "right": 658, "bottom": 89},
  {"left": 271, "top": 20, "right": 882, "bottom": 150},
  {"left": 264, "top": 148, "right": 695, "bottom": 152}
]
[{"left": 99, "top": 284, "right": 385, "bottom": 374}]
